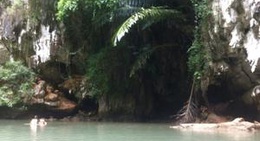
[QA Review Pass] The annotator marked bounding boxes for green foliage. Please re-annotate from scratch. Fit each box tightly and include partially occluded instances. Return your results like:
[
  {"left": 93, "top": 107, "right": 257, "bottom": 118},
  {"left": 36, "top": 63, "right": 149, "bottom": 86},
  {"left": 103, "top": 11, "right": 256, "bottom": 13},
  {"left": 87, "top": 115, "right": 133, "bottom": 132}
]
[
  {"left": 187, "top": 30, "right": 204, "bottom": 77},
  {"left": 191, "top": 0, "right": 211, "bottom": 22},
  {"left": 0, "top": 61, "right": 35, "bottom": 107},
  {"left": 56, "top": 0, "right": 80, "bottom": 21},
  {"left": 176, "top": 0, "right": 212, "bottom": 122},
  {"left": 57, "top": 0, "right": 119, "bottom": 21},
  {"left": 188, "top": 0, "right": 211, "bottom": 77},
  {"left": 86, "top": 47, "right": 131, "bottom": 97},
  {"left": 129, "top": 47, "right": 154, "bottom": 77},
  {"left": 129, "top": 44, "right": 171, "bottom": 78},
  {"left": 57, "top": 0, "right": 192, "bottom": 104},
  {"left": 112, "top": 7, "right": 182, "bottom": 46},
  {"left": 56, "top": 0, "right": 120, "bottom": 52},
  {"left": 5, "top": 0, "right": 26, "bottom": 19},
  {"left": 86, "top": 50, "right": 109, "bottom": 97}
]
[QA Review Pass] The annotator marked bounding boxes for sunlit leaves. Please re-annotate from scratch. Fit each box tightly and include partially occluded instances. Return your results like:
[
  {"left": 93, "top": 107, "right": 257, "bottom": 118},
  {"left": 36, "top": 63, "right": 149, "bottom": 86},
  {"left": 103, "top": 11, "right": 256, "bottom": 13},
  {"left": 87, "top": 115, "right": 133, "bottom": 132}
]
[
  {"left": 112, "top": 7, "right": 182, "bottom": 46},
  {"left": 191, "top": 0, "right": 211, "bottom": 22},
  {"left": 188, "top": 0, "right": 212, "bottom": 76},
  {"left": 56, "top": 0, "right": 80, "bottom": 20},
  {"left": 0, "top": 61, "right": 35, "bottom": 107},
  {"left": 56, "top": 0, "right": 119, "bottom": 21}
]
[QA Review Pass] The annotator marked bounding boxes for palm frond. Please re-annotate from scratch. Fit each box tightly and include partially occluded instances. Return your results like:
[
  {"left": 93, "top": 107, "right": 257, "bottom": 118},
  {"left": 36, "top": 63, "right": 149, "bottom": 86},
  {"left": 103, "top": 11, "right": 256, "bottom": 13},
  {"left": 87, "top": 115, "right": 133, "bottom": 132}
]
[
  {"left": 112, "top": 6, "right": 183, "bottom": 46},
  {"left": 120, "top": 0, "right": 155, "bottom": 7},
  {"left": 129, "top": 47, "right": 155, "bottom": 77},
  {"left": 129, "top": 44, "right": 176, "bottom": 77},
  {"left": 92, "top": 6, "right": 142, "bottom": 28},
  {"left": 175, "top": 78, "right": 198, "bottom": 123},
  {"left": 115, "top": 6, "right": 144, "bottom": 17}
]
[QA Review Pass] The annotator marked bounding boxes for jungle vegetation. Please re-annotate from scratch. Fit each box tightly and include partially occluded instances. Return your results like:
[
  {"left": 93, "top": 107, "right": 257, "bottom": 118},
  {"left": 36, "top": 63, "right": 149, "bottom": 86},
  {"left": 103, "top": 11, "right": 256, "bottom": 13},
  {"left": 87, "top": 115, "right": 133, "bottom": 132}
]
[
  {"left": 0, "top": 0, "right": 206, "bottom": 121},
  {"left": 56, "top": 0, "right": 195, "bottom": 119}
]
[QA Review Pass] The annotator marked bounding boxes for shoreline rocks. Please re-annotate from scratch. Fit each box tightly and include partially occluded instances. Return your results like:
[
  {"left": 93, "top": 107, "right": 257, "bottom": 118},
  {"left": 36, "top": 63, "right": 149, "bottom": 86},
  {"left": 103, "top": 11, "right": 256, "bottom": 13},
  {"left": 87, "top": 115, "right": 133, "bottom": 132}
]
[{"left": 170, "top": 118, "right": 260, "bottom": 132}]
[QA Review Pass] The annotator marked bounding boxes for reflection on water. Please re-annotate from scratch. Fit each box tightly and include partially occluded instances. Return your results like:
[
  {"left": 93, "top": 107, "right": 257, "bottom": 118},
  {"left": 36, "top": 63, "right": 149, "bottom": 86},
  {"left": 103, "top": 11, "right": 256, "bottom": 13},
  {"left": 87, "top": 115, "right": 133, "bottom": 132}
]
[
  {"left": 30, "top": 125, "right": 37, "bottom": 141},
  {"left": 0, "top": 120, "right": 260, "bottom": 141},
  {"left": 30, "top": 124, "right": 47, "bottom": 141}
]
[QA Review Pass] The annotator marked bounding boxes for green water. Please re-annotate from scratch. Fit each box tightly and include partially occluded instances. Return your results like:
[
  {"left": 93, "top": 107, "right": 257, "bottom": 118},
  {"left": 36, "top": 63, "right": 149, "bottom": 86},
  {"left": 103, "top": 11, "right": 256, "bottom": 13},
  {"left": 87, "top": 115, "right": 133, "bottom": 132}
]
[{"left": 0, "top": 120, "right": 260, "bottom": 141}]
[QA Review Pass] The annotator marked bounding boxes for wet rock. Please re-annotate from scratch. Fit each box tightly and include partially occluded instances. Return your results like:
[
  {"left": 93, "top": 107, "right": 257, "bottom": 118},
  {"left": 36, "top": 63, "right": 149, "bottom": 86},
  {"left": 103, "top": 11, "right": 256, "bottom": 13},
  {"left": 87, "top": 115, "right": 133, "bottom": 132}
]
[
  {"left": 57, "top": 97, "right": 76, "bottom": 110},
  {"left": 171, "top": 117, "right": 260, "bottom": 132},
  {"left": 60, "top": 75, "right": 85, "bottom": 94},
  {"left": 44, "top": 93, "right": 59, "bottom": 102},
  {"left": 34, "top": 79, "right": 46, "bottom": 98}
]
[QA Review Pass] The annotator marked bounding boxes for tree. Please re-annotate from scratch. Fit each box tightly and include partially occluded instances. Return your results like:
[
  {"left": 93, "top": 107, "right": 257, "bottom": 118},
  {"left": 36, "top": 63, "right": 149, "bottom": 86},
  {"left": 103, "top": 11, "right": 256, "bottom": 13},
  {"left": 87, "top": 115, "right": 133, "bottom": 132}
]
[
  {"left": 111, "top": 6, "right": 187, "bottom": 77},
  {"left": 56, "top": 0, "right": 194, "bottom": 119}
]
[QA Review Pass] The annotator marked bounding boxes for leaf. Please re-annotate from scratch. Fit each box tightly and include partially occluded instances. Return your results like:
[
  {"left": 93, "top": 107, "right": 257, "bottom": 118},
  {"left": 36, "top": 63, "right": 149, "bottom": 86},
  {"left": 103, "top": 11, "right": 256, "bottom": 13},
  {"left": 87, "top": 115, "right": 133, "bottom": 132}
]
[
  {"left": 129, "top": 47, "right": 154, "bottom": 77},
  {"left": 112, "top": 6, "right": 183, "bottom": 46}
]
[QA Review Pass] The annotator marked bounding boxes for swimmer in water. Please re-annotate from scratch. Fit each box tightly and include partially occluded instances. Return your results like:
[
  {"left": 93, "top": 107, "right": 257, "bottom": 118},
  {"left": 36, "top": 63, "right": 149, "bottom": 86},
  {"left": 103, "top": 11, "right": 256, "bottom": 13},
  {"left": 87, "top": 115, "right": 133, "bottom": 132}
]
[
  {"left": 38, "top": 118, "right": 47, "bottom": 126},
  {"left": 30, "top": 115, "right": 38, "bottom": 126}
]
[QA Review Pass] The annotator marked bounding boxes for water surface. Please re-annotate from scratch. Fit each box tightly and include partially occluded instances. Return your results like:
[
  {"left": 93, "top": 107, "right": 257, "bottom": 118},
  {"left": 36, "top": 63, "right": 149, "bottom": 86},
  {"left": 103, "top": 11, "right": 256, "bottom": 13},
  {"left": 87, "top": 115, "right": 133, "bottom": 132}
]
[{"left": 0, "top": 120, "right": 259, "bottom": 141}]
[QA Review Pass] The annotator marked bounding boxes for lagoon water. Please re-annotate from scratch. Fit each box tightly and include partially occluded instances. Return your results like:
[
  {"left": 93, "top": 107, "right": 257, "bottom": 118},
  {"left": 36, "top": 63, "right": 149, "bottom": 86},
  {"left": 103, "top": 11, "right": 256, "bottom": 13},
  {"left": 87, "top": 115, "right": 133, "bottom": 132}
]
[{"left": 0, "top": 120, "right": 260, "bottom": 141}]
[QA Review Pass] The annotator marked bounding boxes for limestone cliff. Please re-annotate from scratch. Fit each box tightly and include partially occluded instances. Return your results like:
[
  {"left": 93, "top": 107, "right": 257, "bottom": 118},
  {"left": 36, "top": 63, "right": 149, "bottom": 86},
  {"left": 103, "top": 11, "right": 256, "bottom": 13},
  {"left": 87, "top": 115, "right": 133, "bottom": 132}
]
[
  {"left": 200, "top": 0, "right": 260, "bottom": 119},
  {"left": 0, "top": 0, "right": 78, "bottom": 119}
]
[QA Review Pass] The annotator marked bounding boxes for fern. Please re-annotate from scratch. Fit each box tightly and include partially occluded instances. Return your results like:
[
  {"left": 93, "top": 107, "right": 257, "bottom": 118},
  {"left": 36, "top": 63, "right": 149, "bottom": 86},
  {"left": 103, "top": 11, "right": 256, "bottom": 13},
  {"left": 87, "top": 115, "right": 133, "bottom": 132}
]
[
  {"left": 112, "top": 6, "right": 183, "bottom": 46},
  {"left": 129, "top": 44, "right": 175, "bottom": 77},
  {"left": 129, "top": 47, "right": 155, "bottom": 77},
  {"left": 93, "top": 6, "right": 142, "bottom": 27}
]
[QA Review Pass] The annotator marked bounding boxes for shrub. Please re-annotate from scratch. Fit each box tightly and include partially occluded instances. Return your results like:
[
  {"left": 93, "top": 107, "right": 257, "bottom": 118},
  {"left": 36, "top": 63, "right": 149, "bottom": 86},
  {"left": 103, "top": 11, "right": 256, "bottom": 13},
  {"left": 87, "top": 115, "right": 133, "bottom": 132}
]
[{"left": 0, "top": 61, "right": 35, "bottom": 107}]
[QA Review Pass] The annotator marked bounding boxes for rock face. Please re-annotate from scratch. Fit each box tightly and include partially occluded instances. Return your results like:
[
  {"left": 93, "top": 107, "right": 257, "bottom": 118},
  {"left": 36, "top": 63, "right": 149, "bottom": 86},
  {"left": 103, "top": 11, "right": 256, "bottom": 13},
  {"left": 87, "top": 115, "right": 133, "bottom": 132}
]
[
  {"left": 0, "top": 46, "right": 10, "bottom": 64},
  {"left": 0, "top": 0, "right": 73, "bottom": 69},
  {"left": 211, "top": 0, "right": 260, "bottom": 73},
  {"left": 203, "top": 0, "right": 260, "bottom": 119}
]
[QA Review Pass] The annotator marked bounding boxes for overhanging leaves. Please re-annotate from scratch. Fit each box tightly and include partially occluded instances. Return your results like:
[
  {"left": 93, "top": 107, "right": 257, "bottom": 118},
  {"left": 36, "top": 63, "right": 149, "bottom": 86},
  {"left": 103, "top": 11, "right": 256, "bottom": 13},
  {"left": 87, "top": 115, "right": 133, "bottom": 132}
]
[{"left": 112, "top": 6, "right": 183, "bottom": 46}]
